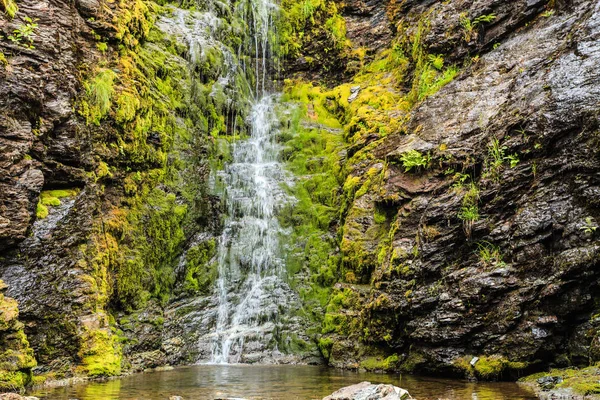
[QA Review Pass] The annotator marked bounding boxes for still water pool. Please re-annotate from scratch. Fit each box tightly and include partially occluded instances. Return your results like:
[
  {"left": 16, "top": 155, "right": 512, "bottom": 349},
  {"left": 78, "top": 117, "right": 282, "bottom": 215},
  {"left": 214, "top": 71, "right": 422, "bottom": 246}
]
[{"left": 32, "top": 365, "right": 537, "bottom": 400}]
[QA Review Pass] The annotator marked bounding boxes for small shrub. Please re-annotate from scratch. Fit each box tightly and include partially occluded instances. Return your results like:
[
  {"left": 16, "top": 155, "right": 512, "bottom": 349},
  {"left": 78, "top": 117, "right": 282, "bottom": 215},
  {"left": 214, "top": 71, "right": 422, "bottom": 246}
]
[{"left": 8, "top": 17, "right": 39, "bottom": 49}]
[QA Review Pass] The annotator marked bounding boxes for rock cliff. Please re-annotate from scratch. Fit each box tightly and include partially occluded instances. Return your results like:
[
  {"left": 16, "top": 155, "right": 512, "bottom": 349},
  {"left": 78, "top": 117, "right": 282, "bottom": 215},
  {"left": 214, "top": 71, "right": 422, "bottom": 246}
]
[{"left": 284, "top": 0, "right": 600, "bottom": 382}]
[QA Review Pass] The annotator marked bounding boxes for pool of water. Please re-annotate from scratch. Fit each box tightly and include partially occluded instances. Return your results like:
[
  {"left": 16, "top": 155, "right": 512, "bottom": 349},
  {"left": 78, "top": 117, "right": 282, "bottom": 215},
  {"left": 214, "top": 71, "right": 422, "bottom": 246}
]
[{"left": 32, "top": 365, "right": 537, "bottom": 400}]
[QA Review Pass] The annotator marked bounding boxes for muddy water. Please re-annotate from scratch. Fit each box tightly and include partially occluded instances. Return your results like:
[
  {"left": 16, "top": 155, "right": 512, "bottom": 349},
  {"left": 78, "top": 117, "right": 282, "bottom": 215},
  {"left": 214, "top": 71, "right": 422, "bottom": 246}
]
[{"left": 32, "top": 364, "right": 537, "bottom": 400}]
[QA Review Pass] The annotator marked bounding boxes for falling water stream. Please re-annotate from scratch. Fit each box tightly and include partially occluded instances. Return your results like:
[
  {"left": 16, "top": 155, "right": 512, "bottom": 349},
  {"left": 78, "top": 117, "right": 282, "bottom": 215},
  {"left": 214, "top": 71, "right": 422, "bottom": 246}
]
[
  {"left": 210, "top": 94, "right": 294, "bottom": 363},
  {"left": 207, "top": 0, "right": 295, "bottom": 363}
]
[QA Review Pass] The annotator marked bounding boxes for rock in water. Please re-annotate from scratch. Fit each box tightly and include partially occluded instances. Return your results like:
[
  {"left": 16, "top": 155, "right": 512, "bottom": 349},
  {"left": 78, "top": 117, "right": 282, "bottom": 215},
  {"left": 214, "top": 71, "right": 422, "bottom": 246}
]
[
  {"left": 0, "top": 394, "right": 40, "bottom": 400},
  {"left": 323, "top": 382, "right": 412, "bottom": 400}
]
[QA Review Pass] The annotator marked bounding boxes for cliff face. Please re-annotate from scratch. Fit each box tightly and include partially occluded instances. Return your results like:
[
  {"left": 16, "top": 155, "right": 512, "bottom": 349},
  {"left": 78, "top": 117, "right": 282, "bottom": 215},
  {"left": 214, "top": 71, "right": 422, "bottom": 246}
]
[
  {"left": 0, "top": 0, "right": 238, "bottom": 384},
  {"left": 288, "top": 0, "right": 600, "bottom": 379}
]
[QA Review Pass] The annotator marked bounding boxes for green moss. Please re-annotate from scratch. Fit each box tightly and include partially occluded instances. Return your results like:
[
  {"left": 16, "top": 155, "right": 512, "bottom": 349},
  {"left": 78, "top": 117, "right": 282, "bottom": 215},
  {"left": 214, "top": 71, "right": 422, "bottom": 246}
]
[
  {"left": 1, "top": 0, "right": 17, "bottom": 18},
  {"left": 0, "top": 51, "right": 7, "bottom": 68},
  {"left": 474, "top": 356, "right": 506, "bottom": 379},
  {"left": 0, "top": 284, "right": 37, "bottom": 391},
  {"left": 360, "top": 354, "right": 400, "bottom": 371},
  {"left": 78, "top": 329, "right": 121, "bottom": 377},
  {"left": 0, "top": 370, "right": 31, "bottom": 391},
  {"left": 277, "top": 85, "right": 346, "bottom": 326},
  {"left": 454, "top": 355, "right": 528, "bottom": 380},
  {"left": 521, "top": 365, "right": 600, "bottom": 396},
  {"left": 400, "top": 351, "right": 427, "bottom": 373},
  {"left": 35, "top": 189, "right": 79, "bottom": 219},
  {"left": 183, "top": 239, "right": 217, "bottom": 294},
  {"left": 318, "top": 337, "right": 334, "bottom": 360},
  {"left": 36, "top": 202, "right": 48, "bottom": 219}
]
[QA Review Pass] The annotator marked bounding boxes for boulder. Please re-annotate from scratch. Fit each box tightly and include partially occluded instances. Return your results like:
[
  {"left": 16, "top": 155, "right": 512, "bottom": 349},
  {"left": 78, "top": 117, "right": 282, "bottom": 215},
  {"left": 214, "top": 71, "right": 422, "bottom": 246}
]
[{"left": 323, "top": 382, "right": 412, "bottom": 400}]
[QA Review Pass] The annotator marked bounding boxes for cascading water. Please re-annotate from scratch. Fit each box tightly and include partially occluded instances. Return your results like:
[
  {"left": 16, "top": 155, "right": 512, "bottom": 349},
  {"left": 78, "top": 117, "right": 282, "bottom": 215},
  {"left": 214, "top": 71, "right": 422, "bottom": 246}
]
[
  {"left": 210, "top": 94, "right": 293, "bottom": 363},
  {"left": 207, "top": 0, "right": 299, "bottom": 363},
  {"left": 159, "top": 0, "right": 319, "bottom": 365}
]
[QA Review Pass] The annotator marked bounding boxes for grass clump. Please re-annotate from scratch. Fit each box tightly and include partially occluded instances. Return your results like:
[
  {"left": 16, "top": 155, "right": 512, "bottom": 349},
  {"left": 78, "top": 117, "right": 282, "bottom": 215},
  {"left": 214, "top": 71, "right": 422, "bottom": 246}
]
[
  {"left": 80, "top": 69, "right": 118, "bottom": 125},
  {"left": 477, "top": 241, "right": 505, "bottom": 267},
  {"left": 1, "top": 0, "right": 18, "bottom": 19}
]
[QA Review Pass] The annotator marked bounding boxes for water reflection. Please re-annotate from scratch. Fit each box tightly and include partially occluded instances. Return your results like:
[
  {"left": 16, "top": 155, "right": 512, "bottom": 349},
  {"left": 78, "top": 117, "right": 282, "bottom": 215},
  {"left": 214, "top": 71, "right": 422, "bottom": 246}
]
[{"left": 32, "top": 365, "right": 537, "bottom": 400}]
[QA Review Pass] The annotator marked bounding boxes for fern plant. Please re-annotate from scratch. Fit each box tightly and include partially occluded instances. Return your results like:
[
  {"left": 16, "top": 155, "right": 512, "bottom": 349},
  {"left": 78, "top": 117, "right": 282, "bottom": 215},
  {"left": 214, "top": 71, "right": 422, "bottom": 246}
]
[{"left": 399, "top": 149, "right": 431, "bottom": 172}]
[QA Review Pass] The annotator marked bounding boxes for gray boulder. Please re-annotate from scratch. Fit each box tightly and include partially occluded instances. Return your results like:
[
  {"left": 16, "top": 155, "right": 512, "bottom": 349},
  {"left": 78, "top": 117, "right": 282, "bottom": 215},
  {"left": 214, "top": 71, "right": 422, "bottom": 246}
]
[{"left": 323, "top": 382, "right": 412, "bottom": 400}]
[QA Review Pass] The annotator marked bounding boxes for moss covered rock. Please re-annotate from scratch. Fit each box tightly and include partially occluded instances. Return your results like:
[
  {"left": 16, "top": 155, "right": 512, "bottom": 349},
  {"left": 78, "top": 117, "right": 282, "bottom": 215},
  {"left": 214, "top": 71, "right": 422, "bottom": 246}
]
[{"left": 0, "top": 281, "right": 36, "bottom": 392}]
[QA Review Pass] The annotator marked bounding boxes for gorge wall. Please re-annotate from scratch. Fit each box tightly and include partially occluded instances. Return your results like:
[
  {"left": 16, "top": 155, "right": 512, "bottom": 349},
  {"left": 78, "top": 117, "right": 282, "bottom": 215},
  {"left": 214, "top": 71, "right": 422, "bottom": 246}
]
[
  {"left": 0, "top": 0, "right": 599, "bottom": 394},
  {"left": 283, "top": 0, "right": 600, "bottom": 381}
]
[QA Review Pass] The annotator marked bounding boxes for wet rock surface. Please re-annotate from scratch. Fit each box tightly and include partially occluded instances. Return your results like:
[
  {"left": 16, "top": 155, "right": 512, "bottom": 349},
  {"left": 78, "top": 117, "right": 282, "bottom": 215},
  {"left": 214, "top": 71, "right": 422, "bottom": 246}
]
[
  {"left": 323, "top": 382, "right": 411, "bottom": 400},
  {"left": 320, "top": 0, "right": 600, "bottom": 379}
]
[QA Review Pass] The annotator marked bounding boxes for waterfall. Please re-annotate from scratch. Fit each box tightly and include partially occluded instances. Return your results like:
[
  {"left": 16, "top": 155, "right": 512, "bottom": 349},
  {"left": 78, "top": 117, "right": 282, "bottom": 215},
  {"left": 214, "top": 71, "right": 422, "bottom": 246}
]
[
  {"left": 209, "top": 0, "right": 292, "bottom": 363},
  {"left": 158, "top": 0, "right": 315, "bottom": 365}
]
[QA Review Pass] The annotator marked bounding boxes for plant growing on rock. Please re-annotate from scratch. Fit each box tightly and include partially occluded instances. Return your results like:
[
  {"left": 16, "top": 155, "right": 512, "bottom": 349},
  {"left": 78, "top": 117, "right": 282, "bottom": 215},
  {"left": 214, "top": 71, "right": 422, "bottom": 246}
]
[
  {"left": 477, "top": 241, "right": 506, "bottom": 268},
  {"left": 399, "top": 149, "right": 431, "bottom": 172},
  {"left": 580, "top": 217, "right": 598, "bottom": 234},
  {"left": 428, "top": 54, "right": 444, "bottom": 70},
  {"left": 8, "top": 17, "right": 39, "bottom": 49},
  {"left": 80, "top": 69, "right": 118, "bottom": 125},
  {"left": 460, "top": 13, "right": 496, "bottom": 42},
  {"left": 458, "top": 183, "right": 480, "bottom": 238}
]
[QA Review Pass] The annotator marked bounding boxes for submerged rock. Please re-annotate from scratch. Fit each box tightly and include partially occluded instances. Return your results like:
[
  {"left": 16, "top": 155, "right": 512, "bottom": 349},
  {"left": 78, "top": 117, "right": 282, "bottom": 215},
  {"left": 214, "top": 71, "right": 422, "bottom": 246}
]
[{"left": 323, "top": 382, "right": 411, "bottom": 400}]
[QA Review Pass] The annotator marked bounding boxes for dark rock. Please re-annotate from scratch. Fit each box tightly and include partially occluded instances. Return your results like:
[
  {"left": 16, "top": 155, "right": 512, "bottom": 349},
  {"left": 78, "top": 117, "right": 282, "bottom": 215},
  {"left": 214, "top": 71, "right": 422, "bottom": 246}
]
[{"left": 322, "top": 0, "right": 600, "bottom": 378}]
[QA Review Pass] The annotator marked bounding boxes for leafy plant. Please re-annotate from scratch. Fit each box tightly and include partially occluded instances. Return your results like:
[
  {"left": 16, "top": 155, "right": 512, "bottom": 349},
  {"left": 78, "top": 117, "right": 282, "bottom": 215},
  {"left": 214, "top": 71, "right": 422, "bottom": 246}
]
[
  {"left": 474, "top": 14, "right": 497, "bottom": 24},
  {"left": 459, "top": 205, "right": 479, "bottom": 225},
  {"left": 8, "top": 17, "right": 39, "bottom": 49},
  {"left": 580, "top": 217, "right": 598, "bottom": 234},
  {"left": 506, "top": 153, "right": 520, "bottom": 168},
  {"left": 428, "top": 54, "right": 444, "bottom": 70},
  {"left": 486, "top": 137, "right": 506, "bottom": 178},
  {"left": 541, "top": 9, "right": 555, "bottom": 17},
  {"left": 458, "top": 183, "right": 480, "bottom": 238},
  {"left": 460, "top": 13, "right": 496, "bottom": 42},
  {"left": 399, "top": 149, "right": 431, "bottom": 172}
]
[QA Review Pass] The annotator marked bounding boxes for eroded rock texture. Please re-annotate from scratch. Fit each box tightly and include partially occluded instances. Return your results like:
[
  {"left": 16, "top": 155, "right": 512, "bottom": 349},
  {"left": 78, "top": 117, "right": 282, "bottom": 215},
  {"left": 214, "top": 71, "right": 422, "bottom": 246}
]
[{"left": 318, "top": 0, "right": 600, "bottom": 378}]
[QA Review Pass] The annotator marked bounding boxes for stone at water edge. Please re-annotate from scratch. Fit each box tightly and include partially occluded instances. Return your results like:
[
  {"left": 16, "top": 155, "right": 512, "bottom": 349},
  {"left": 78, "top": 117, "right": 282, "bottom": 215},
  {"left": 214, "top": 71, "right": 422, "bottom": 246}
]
[
  {"left": 323, "top": 382, "right": 412, "bottom": 400},
  {"left": 0, "top": 394, "right": 40, "bottom": 400}
]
